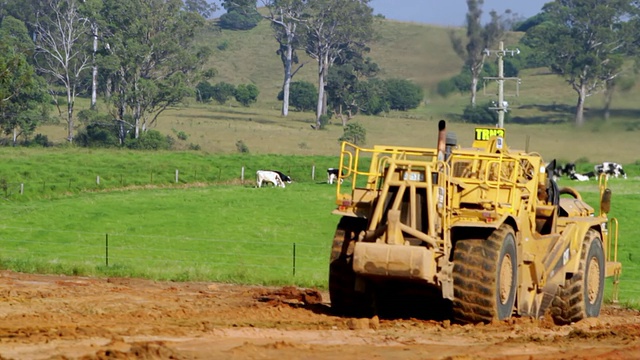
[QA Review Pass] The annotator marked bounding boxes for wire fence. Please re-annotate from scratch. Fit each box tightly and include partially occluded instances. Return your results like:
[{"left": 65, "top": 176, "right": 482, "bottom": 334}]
[
  {"left": 0, "top": 226, "right": 331, "bottom": 285},
  {"left": 0, "top": 164, "right": 337, "bottom": 198},
  {"left": 0, "top": 224, "right": 637, "bottom": 301}
]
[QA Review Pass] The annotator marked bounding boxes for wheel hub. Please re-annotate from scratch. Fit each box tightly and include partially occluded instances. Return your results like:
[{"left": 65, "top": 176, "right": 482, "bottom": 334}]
[
  {"left": 587, "top": 256, "right": 601, "bottom": 304},
  {"left": 499, "top": 254, "right": 513, "bottom": 305}
]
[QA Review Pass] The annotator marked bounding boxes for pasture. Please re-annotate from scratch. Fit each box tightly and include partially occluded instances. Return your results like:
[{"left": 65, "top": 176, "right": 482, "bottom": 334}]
[
  {"left": 0, "top": 148, "right": 638, "bottom": 308},
  {"left": 0, "top": 184, "right": 338, "bottom": 288}
]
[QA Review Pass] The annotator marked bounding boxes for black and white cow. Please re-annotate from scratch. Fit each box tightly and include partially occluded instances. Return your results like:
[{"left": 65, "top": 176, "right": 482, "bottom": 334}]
[
  {"left": 595, "top": 162, "right": 626, "bottom": 179},
  {"left": 267, "top": 170, "right": 292, "bottom": 184},
  {"left": 256, "top": 170, "right": 291, "bottom": 188},
  {"left": 569, "top": 172, "right": 590, "bottom": 181},
  {"left": 552, "top": 162, "right": 577, "bottom": 180},
  {"left": 327, "top": 168, "right": 344, "bottom": 184}
]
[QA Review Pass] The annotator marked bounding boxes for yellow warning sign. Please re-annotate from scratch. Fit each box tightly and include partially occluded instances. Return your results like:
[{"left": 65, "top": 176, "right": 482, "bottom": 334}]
[{"left": 474, "top": 128, "right": 506, "bottom": 141}]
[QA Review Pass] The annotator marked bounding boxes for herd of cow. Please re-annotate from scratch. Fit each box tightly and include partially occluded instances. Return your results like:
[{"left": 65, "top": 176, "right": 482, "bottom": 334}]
[
  {"left": 551, "top": 161, "right": 627, "bottom": 181},
  {"left": 255, "top": 168, "right": 343, "bottom": 188},
  {"left": 255, "top": 161, "right": 627, "bottom": 188}
]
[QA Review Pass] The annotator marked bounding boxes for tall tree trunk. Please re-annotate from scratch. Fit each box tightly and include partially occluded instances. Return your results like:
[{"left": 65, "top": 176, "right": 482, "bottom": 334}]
[
  {"left": 91, "top": 24, "right": 98, "bottom": 110},
  {"left": 321, "top": 52, "right": 329, "bottom": 116},
  {"left": 134, "top": 103, "right": 141, "bottom": 139},
  {"left": 575, "top": 84, "right": 587, "bottom": 127},
  {"left": 118, "top": 90, "right": 126, "bottom": 145},
  {"left": 134, "top": 79, "right": 140, "bottom": 139},
  {"left": 106, "top": 77, "right": 112, "bottom": 100},
  {"left": 281, "top": 43, "right": 293, "bottom": 117},
  {"left": 470, "top": 76, "right": 478, "bottom": 107},
  {"left": 67, "top": 85, "right": 74, "bottom": 144},
  {"left": 117, "top": 71, "right": 127, "bottom": 144},
  {"left": 315, "top": 56, "right": 325, "bottom": 129}
]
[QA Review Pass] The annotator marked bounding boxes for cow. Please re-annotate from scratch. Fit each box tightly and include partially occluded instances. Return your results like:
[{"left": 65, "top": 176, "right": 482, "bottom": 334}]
[
  {"left": 267, "top": 170, "right": 292, "bottom": 184},
  {"left": 569, "top": 172, "right": 590, "bottom": 181},
  {"left": 595, "top": 162, "right": 626, "bottom": 179},
  {"left": 327, "top": 168, "right": 344, "bottom": 184},
  {"left": 256, "top": 170, "right": 286, "bottom": 188},
  {"left": 552, "top": 162, "right": 576, "bottom": 180}
]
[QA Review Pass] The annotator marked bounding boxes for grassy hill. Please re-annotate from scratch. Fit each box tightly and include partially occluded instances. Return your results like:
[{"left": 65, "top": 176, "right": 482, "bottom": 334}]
[{"left": 39, "top": 18, "right": 640, "bottom": 164}]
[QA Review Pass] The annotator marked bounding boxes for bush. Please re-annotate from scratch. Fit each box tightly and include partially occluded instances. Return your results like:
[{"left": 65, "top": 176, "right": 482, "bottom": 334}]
[
  {"left": 338, "top": 122, "right": 366, "bottom": 145},
  {"left": 76, "top": 123, "right": 120, "bottom": 148},
  {"left": 176, "top": 131, "right": 188, "bottom": 141},
  {"left": 277, "top": 81, "right": 317, "bottom": 112},
  {"left": 218, "top": 10, "right": 261, "bottom": 30},
  {"left": 196, "top": 81, "right": 213, "bottom": 103},
  {"left": 436, "top": 78, "right": 458, "bottom": 98},
  {"left": 217, "top": 40, "right": 230, "bottom": 51},
  {"left": 234, "top": 84, "right": 259, "bottom": 107},
  {"left": 235, "top": 140, "right": 249, "bottom": 153},
  {"left": 211, "top": 82, "right": 236, "bottom": 105},
  {"left": 462, "top": 102, "right": 511, "bottom": 125},
  {"left": 357, "top": 78, "right": 389, "bottom": 115},
  {"left": 483, "top": 60, "right": 519, "bottom": 78},
  {"left": 318, "top": 114, "right": 331, "bottom": 130},
  {"left": 31, "top": 134, "right": 52, "bottom": 147},
  {"left": 436, "top": 70, "right": 476, "bottom": 97},
  {"left": 125, "top": 130, "right": 174, "bottom": 150},
  {"left": 385, "top": 79, "right": 423, "bottom": 111}
]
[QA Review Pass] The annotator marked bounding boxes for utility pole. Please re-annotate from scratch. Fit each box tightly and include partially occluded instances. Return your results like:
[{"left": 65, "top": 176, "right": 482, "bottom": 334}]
[{"left": 483, "top": 41, "right": 520, "bottom": 128}]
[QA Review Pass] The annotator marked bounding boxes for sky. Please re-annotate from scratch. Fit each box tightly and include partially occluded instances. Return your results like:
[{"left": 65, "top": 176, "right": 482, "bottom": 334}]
[
  {"left": 368, "top": 0, "right": 549, "bottom": 26},
  {"left": 212, "top": 1, "right": 550, "bottom": 27}
]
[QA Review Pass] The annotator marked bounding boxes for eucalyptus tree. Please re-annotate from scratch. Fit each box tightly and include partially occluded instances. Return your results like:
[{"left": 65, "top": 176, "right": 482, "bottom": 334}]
[
  {"left": 0, "top": 17, "right": 49, "bottom": 145},
  {"left": 183, "top": 0, "right": 216, "bottom": 18},
  {"left": 262, "top": 0, "right": 309, "bottom": 117},
  {"left": 76, "top": 0, "right": 105, "bottom": 110},
  {"left": 219, "top": 0, "right": 261, "bottom": 30},
  {"left": 1, "top": 0, "right": 49, "bottom": 41},
  {"left": 522, "top": 0, "right": 637, "bottom": 126},
  {"left": 304, "top": 0, "right": 374, "bottom": 129},
  {"left": 326, "top": 49, "right": 382, "bottom": 125},
  {"left": 450, "top": 0, "right": 509, "bottom": 107},
  {"left": 99, "top": 0, "right": 211, "bottom": 142},
  {"left": 32, "top": 0, "right": 92, "bottom": 144}
]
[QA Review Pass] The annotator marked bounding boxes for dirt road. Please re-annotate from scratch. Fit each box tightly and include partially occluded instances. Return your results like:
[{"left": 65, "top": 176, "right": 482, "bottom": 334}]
[{"left": 0, "top": 270, "right": 638, "bottom": 359}]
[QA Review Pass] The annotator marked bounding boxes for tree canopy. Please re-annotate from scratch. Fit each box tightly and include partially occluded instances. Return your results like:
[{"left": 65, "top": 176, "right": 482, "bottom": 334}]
[
  {"left": 522, "top": 0, "right": 638, "bottom": 126},
  {"left": 99, "top": 0, "right": 211, "bottom": 142},
  {"left": 450, "top": 0, "right": 511, "bottom": 107},
  {"left": 304, "top": 0, "right": 374, "bottom": 129}
]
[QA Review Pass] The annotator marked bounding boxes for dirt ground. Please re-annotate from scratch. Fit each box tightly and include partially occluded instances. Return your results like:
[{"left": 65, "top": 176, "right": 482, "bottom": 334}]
[{"left": 0, "top": 270, "right": 639, "bottom": 360}]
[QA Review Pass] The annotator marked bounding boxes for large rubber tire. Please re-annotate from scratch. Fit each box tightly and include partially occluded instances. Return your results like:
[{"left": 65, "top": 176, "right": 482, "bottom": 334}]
[
  {"left": 550, "top": 229, "right": 605, "bottom": 325},
  {"left": 328, "top": 217, "right": 370, "bottom": 317},
  {"left": 452, "top": 225, "right": 517, "bottom": 324}
]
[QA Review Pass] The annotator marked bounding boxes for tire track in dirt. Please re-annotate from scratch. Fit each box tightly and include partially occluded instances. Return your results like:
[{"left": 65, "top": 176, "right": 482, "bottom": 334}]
[{"left": 0, "top": 270, "right": 638, "bottom": 359}]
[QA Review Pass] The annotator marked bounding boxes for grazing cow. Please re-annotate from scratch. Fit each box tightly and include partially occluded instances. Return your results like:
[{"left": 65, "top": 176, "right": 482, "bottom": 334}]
[
  {"left": 267, "top": 170, "right": 292, "bottom": 184},
  {"left": 569, "top": 172, "right": 590, "bottom": 181},
  {"left": 552, "top": 162, "right": 576, "bottom": 180},
  {"left": 595, "top": 162, "right": 626, "bottom": 179},
  {"left": 256, "top": 170, "right": 285, "bottom": 188},
  {"left": 327, "top": 168, "right": 344, "bottom": 184}
]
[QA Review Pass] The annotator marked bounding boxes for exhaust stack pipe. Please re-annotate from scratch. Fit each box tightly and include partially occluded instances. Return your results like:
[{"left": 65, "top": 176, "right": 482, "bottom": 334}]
[{"left": 437, "top": 120, "right": 446, "bottom": 161}]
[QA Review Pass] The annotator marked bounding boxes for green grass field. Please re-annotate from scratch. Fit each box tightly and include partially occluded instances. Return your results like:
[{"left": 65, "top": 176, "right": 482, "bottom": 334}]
[
  {"left": 0, "top": 184, "right": 338, "bottom": 287},
  {"left": 0, "top": 149, "right": 637, "bottom": 307}
]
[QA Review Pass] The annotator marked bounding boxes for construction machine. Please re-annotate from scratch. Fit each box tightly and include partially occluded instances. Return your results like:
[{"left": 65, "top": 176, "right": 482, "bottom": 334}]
[{"left": 329, "top": 121, "right": 621, "bottom": 324}]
